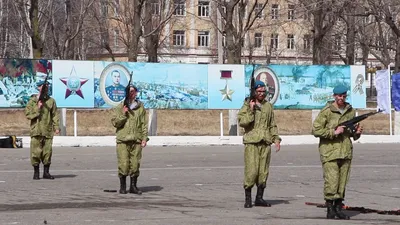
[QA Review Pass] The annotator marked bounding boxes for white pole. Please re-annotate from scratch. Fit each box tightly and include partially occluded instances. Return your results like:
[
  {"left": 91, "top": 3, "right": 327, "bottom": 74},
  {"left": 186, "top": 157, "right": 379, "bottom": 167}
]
[
  {"left": 74, "top": 110, "right": 77, "bottom": 137},
  {"left": 388, "top": 65, "right": 393, "bottom": 135},
  {"left": 220, "top": 111, "right": 223, "bottom": 137}
]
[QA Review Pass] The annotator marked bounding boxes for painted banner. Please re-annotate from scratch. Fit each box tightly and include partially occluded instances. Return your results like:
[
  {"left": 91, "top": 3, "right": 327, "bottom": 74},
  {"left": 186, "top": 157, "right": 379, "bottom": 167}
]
[
  {"left": 0, "top": 59, "right": 367, "bottom": 109},
  {"left": 244, "top": 64, "right": 366, "bottom": 109}
]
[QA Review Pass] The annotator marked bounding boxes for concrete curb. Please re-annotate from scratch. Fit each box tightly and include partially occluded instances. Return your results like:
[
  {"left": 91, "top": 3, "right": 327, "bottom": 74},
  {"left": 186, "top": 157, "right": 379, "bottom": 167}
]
[{"left": 16, "top": 135, "right": 400, "bottom": 147}]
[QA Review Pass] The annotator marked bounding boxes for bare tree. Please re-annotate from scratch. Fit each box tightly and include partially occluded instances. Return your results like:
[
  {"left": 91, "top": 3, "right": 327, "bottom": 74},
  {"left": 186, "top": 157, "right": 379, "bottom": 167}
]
[
  {"left": 12, "top": 0, "right": 54, "bottom": 58},
  {"left": 143, "top": 0, "right": 176, "bottom": 62},
  {"left": 361, "top": 0, "right": 400, "bottom": 72},
  {"left": 354, "top": 1, "right": 393, "bottom": 69},
  {"left": 299, "top": 0, "right": 349, "bottom": 65},
  {"left": 85, "top": 0, "right": 117, "bottom": 61},
  {"left": 210, "top": 0, "right": 269, "bottom": 64},
  {"left": 48, "top": 0, "right": 95, "bottom": 59}
]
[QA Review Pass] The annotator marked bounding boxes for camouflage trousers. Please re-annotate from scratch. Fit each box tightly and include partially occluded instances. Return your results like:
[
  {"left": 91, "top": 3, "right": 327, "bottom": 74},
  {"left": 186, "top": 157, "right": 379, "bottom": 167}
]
[
  {"left": 322, "top": 159, "right": 351, "bottom": 200},
  {"left": 243, "top": 143, "right": 271, "bottom": 189},
  {"left": 30, "top": 136, "right": 53, "bottom": 166},
  {"left": 116, "top": 141, "right": 142, "bottom": 177}
]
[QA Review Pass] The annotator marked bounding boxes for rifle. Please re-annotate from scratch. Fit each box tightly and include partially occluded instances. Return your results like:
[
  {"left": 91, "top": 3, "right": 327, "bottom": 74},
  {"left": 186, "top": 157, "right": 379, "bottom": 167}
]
[
  {"left": 38, "top": 72, "right": 49, "bottom": 103},
  {"left": 337, "top": 109, "right": 382, "bottom": 133},
  {"left": 305, "top": 202, "right": 400, "bottom": 215},
  {"left": 245, "top": 64, "right": 256, "bottom": 102},
  {"left": 124, "top": 71, "right": 133, "bottom": 107}
]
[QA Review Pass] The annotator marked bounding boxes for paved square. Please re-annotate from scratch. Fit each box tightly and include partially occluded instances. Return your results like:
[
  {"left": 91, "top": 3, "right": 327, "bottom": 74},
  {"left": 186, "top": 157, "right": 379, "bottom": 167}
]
[{"left": 0, "top": 144, "right": 399, "bottom": 225}]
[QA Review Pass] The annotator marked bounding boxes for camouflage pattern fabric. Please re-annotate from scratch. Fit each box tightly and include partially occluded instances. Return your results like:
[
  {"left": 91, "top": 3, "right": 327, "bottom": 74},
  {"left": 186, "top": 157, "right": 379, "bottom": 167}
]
[
  {"left": 111, "top": 101, "right": 148, "bottom": 143},
  {"left": 312, "top": 101, "right": 359, "bottom": 200},
  {"left": 24, "top": 95, "right": 60, "bottom": 138},
  {"left": 30, "top": 136, "right": 53, "bottom": 166},
  {"left": 116, "top": 142, "right": 142, "bottom": 177},
  {"left": 238, "top": 99, "right": 281, "bottom": 189},
  {"left": 323, "top": 159, "right": 351, "bottom": 200},
  {"left": 24, "top": 95, "right": 59, "bottom": 166},
  {"left": 312, "top": 101, "right": 360, "bottom": 163},
  {"left": 111, "top": 100, "right": 148, "bottom": 177},
  {"left": 243, "top": 143, "right": 271, "bottom": 189}
]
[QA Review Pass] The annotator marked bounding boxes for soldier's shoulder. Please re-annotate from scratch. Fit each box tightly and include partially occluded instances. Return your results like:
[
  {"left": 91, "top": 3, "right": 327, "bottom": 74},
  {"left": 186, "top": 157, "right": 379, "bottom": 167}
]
[
  {"left": 29, "top": 94, "right": 38, "bottom": 100},
  {"left": 137, "top": 100, "right": 145, "bottom": 108}
]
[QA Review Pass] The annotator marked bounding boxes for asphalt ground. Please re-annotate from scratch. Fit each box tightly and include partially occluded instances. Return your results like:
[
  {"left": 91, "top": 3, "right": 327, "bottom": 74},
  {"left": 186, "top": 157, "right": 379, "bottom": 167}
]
[{"left": 0, "top": 144, "right": 399, "bottom": 225}]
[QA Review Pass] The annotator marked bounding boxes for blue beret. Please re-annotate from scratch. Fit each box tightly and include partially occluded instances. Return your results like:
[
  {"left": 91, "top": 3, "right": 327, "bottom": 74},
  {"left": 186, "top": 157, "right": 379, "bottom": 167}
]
[
  {"left": 333, "top": 85, "right": 348, "bottom": 94},
  {"left": 36, "top": 80, "right": 49, "bottom": 87},
  {"left": 254, "top": 80, "right": 265, "bottom": 88}
]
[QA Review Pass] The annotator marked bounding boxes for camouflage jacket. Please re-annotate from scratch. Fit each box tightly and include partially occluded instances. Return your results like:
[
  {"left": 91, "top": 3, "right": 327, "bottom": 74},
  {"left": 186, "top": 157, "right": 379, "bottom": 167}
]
[
  {"left": 24, "top": 95, "right": 60, "bottom": 138},
  {"left": 111, "top": 100, "right": 148, "bottom": 143},
  {"left": 238, "top": 99, "right": 281, "bottom": 145},
  {"left": 312, "top": 101, "right": 361, "bottom": 163}
]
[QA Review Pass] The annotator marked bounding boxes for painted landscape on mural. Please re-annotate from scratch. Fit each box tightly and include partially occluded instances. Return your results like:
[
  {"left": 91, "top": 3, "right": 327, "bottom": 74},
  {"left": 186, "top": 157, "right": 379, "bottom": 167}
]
[
  {"left": 0, "top": 59, "right": 52, "bottom": 107},
  {"left": 244, "top": 64, "right": 365, "bottom": 109},
  {"left": 93, "top": 62, "right": 208, "bottom": 109}
]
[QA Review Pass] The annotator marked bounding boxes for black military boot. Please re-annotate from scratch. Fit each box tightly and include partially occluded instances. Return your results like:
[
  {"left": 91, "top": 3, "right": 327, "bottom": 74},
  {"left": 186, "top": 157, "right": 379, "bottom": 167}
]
[
  {"left": 326, "top": 200, "right": 336, "bottom": 219},
  {"left": 119, "top": 176, "right": 127, "bottom": 194},
  {"left": 33, "top": 165, "right": 40, "bottom": 180},
  {"left": 43, "top": 165, "right": 54, "bottom": 179},
  {"left": 335, "top": 199, "right": 350, "bottom": 220},
  {"left": 244, "top": 188, "right": 252, "bottom": 208},
  {"left": 129, "top": 176, "right": 142, "bottom": 195},
  {"left": 254, "top": 186, "right": 271, "bottom": 207}
]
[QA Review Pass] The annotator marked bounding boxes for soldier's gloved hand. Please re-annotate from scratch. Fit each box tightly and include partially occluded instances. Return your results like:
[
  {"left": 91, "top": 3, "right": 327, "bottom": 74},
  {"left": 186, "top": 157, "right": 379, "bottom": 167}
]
[{"left": 334, "top": 125, "right": 345, "bottom": 135}]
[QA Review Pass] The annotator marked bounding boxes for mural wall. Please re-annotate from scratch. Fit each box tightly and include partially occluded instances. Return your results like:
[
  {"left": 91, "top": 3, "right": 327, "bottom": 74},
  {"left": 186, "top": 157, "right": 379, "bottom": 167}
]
[{"left": 0, "top": 58, "right": 367, "bottom": 109}]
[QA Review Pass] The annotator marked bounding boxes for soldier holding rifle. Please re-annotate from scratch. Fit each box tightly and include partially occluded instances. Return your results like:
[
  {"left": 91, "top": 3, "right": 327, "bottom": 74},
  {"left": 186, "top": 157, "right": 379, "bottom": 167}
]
[
  {"left": 111, "top": 84, "right": 148, "bottom": 195},
  {"left": 312, "top": 84, "right": 363, "bottom": 220},
  {"left": 24, "top": 80, "right": 60, "bottom": 180},
  {"left": 238, "top": 80, "right": 282, "bottom": 208}
]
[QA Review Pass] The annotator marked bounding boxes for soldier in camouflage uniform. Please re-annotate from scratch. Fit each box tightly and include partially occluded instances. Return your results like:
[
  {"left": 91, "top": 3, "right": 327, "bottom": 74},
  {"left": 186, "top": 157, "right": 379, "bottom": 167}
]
[
  {"left": 111, "top": 84, "right": 148, "bottom": 195},
  {"left": 24, "top": 80, "right": 60, "bottom": 180},
  {"left": 312, "top": 84, "right": 363, "bottom": 220},
  {"left": 238, "top": 80, "right": 282, "bottom": 208}
]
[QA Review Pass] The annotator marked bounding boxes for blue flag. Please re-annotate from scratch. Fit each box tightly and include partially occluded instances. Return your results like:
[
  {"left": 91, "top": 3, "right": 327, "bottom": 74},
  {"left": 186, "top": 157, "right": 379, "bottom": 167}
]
[{"left": 392, "top": 72, "right": 400, "bottom": 111}]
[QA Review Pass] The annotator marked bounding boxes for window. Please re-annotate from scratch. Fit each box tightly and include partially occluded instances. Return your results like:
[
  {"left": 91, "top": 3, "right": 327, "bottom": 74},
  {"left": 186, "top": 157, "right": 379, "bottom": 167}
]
[
  {"left": 270, "top": 33, "right": 279, "bottom": 49},
  {"left": 151, "top": 2, "right": 160, "bottom": 15},
  {"left": 222, "top": 36, "right": 226, "bottom": 47},
  {"left": 101, "top": 1, "right": 108, "bottom": 17},
  {"left": 254, "top": 33, "right": 262, "bottom": 48},
  {"left": 288, "top": 4, "right": 295, "bottom": 20},
  {"left": 287, "top": 34, "right": 294, "bottom": 49},
  {"left": 173, "top": 0, "right": 185, "bottom": 16},
  {"left": 303, "top": 34, "right": 311, "bottom": 50},
  {"left": 255, "top": 3, "right": 263, "bottom": 19},
  {"left": 271, "top": 4, "right": 278, "bottom": 20},
  {"left": 335, "top": 35, "right": 341, "bottom": 51},
  {"left": 198, "top": 31, "right": 210, "bottom": 47},
  {"left": 198, "top": 0, "right": 209, "bottom": 17},
  {"left": 173, "top": 30, "right": 185, "bottom": 46},
  {"left": 114, "top": 0, "right": 119, "bottom": 16},
  {"left": 114, "top": 29, "right": 119, "bottom": 47}
]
